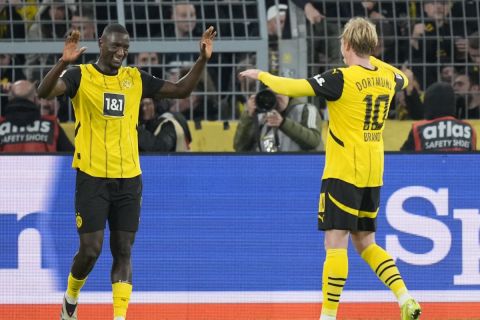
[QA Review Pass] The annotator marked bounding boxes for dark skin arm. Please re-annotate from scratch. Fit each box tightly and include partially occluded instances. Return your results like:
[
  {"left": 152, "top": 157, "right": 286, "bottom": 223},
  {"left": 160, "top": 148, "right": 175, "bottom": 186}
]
[
  {"left": 155, "top": 26, "right": 216, "bottom": 100},
  {"left": 37, "top": 30, "right": 87, "bottom": 99},
  {"left": 38, "top": 27, "right": 216, "bottom": 100}
]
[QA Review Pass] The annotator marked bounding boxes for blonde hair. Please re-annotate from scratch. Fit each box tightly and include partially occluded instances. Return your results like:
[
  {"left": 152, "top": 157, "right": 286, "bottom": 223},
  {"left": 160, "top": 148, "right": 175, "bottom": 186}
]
[{"left": 341, "top": 17, "right": 378, "bottom": 57}]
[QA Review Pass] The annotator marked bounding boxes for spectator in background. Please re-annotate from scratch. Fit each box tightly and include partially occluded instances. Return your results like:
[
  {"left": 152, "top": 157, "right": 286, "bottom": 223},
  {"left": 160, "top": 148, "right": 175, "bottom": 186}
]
[
  {"left": 331, "top": 2, "right": 397, "bottom": 63},
  {"left": 29, "top": 0, "right": 75, "bottom": 40},
  {"left": 164, "top": 3, "right": 202, "bottom": 67},
  {"left": 84, "top": 0, "right": 117, "bottom": 33},
  {"left": 402, "top": 66, "right": 424, "bottom": 120},
  {"left": 0, "top": 1, "right": 26, "bottom": 40},
  {"left": 0, "top": 2, "right": 27, "bottom": 79},
  {"left": 468, "top": 32, "right": 480, "bottom": 65},
  {"left": 440, "top": 65, "right": 457, "bottom": 84},
  {"left": 467, "top": 31, "right": 480, "bottom": 81},
  {"left": 25, "top": 0, "right": 75, "bottom": 81},
  {"left": 373, "top": 19, "right": 395, "bottom": 62},
  {"left": 208, "top": 0, "right": 259, "bottom": 38},
  {"left": 71, "top": 8, "right": 96, "bottom": 40},
  {"left": 201, "top": 1, "right": 252, "bottom": 93},
  {"left": 267, "top": 0, "right": 341, "bottom": 39},
  {"left": 134, "top": 52, "right": 162, "bottom": 78},
  {"left": 39, "top": 96, "right": 59, "bottom": 117},
  {"left": 233, "top": 89, "right": 322, "bottom": 152},
  {"left": 309, "top": 5, "right": 342, "bottom": 68},
  {"left": 138, "top": 98, "right": 192, "bottom": 152},
  {"left": 346, "top": 1, "right": 394, "bottom": 21},
  {"left": 13, "top": 0, "right": 38, "bottom": 29},
  {"left": 266, "top": 3, "right": 288, "bottom": 75},
  {"left": 226, "top": 54, "right": 258, "bottom": 119},
  {"left": 453, "top": 73, "right": 480, "bottom": 119},
  {"left": 293, "top": 1, "right": 324, "bottom": 25},
  {"left": 135, "top": 52, "right": 159, "bottom": 66},
  {"left": 389, "top": 66, "right": 423, "bottom": 120},
  {"left": 392, "top": 90, "right": 409, "bottom": 120},
  {"left": 410, "top": 0, "right": 466, "bottom": 87},
  {"left": 0, "top": 54, "right": 26, "bottom": 113},
  {"left": 169, "top": 66, "right": 219, "bottom": 121},
  {"left": 361, "top": 1, "right": 391, "bottom": 20},
  {"left": 266, "top": 3, "right": 287, "bottom": 39},
  {"left": 451, "top": 0, "right": 479, "bottom": 37},
  {"left": 70, "top": 7, "right": 98, "bottom": 65},
  {"left": 165, "top": 2, "right": 201, "bottom": 39},
  {"left": 401, "top": 81, "right": 476, "bottom": 152},
  {"left": 0, "top": 80, "right": 73, "bottom": 152}
]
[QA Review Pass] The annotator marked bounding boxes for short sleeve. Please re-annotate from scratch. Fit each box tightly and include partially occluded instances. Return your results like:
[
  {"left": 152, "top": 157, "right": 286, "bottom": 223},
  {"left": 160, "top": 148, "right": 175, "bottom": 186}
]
[
  {"left": 140, "top": 69, "right": 165, "bottom": 98},
  {"left": 306, "top": 68, "right": 344, "bottom": 101},
  {"left": 60, "top": 66, "right": 81, "bottom": 98}
]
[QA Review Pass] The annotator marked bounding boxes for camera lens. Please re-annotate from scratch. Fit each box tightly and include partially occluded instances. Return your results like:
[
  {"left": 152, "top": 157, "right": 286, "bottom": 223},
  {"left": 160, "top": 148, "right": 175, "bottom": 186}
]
[{"left": 255, "top": 89, "right": 277, "bottom": 113}]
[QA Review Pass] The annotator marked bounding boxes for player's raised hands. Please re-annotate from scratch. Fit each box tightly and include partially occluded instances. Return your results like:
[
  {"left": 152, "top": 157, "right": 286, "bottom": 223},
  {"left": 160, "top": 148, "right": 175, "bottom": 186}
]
[
  {"left": 199, "top": 26, "right": 216, "bottom": 60},
  {"left": 61, "top": 30, "right": 87, "bottom": 64}
]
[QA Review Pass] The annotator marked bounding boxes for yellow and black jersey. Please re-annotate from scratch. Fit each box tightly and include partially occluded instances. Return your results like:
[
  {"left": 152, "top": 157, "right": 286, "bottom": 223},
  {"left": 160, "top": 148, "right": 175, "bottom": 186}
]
[
  {"left": 306, "top": 58, "right": 406, "bottom": 187},
  {"left": 258, "top": 56, "right": 407, "bottom": 187},
  {"left": 61, "top": 64, "right": 164, "bottom": 178}
]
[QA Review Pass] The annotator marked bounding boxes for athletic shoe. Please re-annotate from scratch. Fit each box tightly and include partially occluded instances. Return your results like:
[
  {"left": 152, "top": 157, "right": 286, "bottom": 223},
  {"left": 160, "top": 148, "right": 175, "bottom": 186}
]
[
  {"left": 401, "top": 298, "right": 421, "bottom": 320},
  {"left": 60, "top": 295, "right": 78, "bottom": 320}
]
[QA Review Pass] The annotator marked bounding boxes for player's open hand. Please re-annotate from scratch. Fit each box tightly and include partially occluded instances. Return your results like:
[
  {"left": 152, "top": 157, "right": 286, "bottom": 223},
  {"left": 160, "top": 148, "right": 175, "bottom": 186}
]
[
  {"left": 200, "top": 26, "right": 216, "bottom": 60},
  {"left": 61, "top": 30, "right": 87, "bottom": 64},
  {"left": 239, "top": 69, "right": 262, "bottom": 80}
]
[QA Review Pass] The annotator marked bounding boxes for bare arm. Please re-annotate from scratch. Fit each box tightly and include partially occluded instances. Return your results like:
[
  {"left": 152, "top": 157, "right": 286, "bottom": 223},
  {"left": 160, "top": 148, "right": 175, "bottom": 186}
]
[
  {"left": 155, "top": 26, "right": 216, "bottom": 99},
  {"left": 37, "top": 30, "right": 86, "bottom": 99},
  {"left": 157, "top": 56, "right": 208, "bottom": 99},
  {"left": 37, "top": 59, "right": 70, "bottom": 99}
]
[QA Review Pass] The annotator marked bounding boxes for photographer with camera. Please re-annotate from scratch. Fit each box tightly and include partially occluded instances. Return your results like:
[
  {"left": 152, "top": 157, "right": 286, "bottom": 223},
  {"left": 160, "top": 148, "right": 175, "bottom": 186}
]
[
  {"left": 137, "top": 98, "right": 192, "bottom": 152},
  {"left": 233, "top": 89, "right": 322, "bottom": 152}
]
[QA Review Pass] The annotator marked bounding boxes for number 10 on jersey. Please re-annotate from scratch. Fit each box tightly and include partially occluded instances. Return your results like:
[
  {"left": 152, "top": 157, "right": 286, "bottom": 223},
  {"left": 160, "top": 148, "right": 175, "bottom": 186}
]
[{"left": 363, "top": 94, "right": 390, "bottom": 130}]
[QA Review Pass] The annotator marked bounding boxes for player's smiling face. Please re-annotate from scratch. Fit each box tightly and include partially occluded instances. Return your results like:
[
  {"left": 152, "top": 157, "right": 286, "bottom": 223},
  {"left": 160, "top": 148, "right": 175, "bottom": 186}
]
[{"left": 99, "top": 32, "right": 130, "bottom": 70}]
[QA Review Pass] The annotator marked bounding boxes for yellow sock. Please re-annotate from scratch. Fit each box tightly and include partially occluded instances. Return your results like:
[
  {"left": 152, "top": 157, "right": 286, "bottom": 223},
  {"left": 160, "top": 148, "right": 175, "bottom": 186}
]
[
  {"left": 112, "top": 282, "right": 132, "bottom": 318},
  {"left": 361, "top": 244, "right": 407, "bottom": 300},
  {"left": 66, "top": 273, "right": 87, "bottom": 300},
  {"left": 321, "top": 248, "right": 348, "bottom": 317}
]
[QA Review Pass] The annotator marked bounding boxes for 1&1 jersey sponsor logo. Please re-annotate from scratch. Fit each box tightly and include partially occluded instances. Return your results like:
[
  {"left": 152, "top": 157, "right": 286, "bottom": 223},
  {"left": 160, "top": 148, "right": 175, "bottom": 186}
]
[{"left": 103, "top": 93, "right": 125, "bottom": 117}]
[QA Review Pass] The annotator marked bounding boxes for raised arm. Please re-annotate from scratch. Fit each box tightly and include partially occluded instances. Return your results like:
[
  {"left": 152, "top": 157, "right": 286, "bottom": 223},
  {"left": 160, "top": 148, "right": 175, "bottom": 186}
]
[
  {"left": 155, "top": 26, "right": 216, "bottom": 99},
  {"left": 37, "top": 30, "right": 87, "bottom": 99},
  {"left": 239, "top": 69, "right": 316, "bottom": 97}
]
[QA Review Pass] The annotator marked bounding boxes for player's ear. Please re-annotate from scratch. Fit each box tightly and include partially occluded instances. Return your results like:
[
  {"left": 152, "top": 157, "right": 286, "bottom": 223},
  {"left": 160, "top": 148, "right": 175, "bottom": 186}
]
[{"left": 344, "top": 41, "right": 351, "bottom": 52}]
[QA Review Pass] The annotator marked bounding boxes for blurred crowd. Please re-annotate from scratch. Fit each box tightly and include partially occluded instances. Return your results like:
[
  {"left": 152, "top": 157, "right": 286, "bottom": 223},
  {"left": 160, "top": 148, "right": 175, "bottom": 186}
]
[{"left": 0, "top": 0, "right": 479, "bottom": 152}]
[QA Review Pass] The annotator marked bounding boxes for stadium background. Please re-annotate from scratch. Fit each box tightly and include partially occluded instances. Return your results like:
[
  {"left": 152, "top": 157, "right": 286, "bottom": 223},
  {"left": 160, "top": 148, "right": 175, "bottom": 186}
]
[{"left": 1, "top": 0, "right": 480, "bottom": 319}]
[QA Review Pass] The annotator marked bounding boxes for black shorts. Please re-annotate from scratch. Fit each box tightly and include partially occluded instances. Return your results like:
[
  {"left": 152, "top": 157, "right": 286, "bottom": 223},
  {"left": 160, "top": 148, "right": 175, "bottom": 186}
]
[
  {"left": 318, "top": 178, "right": 380, "bottom": 232},
  {"left": 75, "top": 170, "right": 143, "bottom": 234}
]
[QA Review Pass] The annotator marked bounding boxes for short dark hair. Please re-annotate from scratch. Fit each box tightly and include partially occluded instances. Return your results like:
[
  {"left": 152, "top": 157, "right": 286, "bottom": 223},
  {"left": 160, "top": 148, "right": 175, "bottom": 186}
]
[
  {"left": 469, "top": 31, "right": 479, "bottom": 50},
  {"left": 75, "top": 7, "right": 95, "bottom": 20},
  {"left": 101, "top": 24, "right": 129, "bottom": 38},
  {"left": 424, "top": 82, "right": 455, "bottom": 120}
]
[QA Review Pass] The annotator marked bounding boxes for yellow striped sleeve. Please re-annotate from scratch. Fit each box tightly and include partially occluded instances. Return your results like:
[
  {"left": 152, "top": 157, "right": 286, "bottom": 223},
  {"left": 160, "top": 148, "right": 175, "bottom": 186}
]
[{"left": 258, "top": 72, "right": 316, "bottom": 97}]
